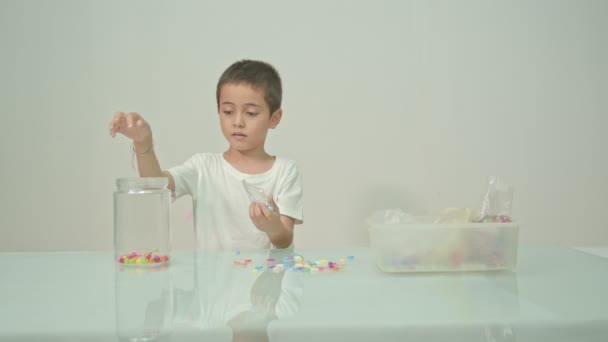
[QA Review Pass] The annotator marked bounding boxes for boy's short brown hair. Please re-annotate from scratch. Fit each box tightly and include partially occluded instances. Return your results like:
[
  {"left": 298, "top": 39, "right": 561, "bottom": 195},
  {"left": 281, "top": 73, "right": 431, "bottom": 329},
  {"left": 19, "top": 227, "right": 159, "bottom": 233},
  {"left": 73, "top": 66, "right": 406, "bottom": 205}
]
[{"left": 216, "top": 60, "right": 282, "bottom": 114}]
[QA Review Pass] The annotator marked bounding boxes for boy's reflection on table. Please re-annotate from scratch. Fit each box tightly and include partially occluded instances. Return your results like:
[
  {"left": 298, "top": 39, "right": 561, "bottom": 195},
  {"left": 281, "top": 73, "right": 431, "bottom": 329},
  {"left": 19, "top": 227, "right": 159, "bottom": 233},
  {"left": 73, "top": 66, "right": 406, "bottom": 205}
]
[{"left": 171, "top": 248, "right": 303, "bottom": 342}]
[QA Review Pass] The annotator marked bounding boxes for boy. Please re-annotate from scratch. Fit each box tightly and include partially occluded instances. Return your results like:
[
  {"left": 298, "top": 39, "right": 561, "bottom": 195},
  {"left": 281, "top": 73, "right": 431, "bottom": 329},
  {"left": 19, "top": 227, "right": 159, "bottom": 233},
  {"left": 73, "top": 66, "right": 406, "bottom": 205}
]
[{"left": 109, "top": 60, "right": 303, "bottom": 251}]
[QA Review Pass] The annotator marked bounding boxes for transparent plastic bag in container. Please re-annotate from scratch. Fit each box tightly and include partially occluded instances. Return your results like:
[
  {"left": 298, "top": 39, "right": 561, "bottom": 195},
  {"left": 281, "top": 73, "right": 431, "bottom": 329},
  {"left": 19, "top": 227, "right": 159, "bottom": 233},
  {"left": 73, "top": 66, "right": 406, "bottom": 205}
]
[
  {"left": 476, "top": 176, "right": 514, "bottom": 223},
  {"left": 114, "top": 177, "right": 172, "bottom": 266}
]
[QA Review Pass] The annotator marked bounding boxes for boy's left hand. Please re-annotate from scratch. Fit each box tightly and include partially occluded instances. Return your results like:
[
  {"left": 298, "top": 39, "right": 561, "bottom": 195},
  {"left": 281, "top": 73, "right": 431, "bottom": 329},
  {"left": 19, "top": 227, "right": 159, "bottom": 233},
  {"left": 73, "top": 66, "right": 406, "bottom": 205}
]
[{"left": 249, "top": 195, "right": 282, "bottom": 233}]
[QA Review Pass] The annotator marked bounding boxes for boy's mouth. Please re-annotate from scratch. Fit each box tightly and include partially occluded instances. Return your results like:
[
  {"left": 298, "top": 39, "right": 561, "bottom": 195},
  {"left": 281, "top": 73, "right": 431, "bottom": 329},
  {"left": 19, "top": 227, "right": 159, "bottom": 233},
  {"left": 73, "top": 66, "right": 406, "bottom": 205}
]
[{"left": 232, "top": 132, "right": 247, "bottom": 140}]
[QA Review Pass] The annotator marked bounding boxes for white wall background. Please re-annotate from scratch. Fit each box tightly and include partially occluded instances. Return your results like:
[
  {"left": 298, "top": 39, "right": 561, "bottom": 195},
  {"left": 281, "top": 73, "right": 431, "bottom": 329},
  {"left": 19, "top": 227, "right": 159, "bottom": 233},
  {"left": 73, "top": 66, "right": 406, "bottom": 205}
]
[{"left": 1, "top": 0, "right": 606, "bottom": 252}]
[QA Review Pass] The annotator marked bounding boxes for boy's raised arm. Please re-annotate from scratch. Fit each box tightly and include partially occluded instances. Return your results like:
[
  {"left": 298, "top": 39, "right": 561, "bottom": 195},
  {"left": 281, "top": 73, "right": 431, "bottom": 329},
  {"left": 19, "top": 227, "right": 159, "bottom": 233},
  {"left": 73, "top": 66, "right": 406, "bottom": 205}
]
[{"left": 109, "top": 111, "right": 175, "bottom": 192}]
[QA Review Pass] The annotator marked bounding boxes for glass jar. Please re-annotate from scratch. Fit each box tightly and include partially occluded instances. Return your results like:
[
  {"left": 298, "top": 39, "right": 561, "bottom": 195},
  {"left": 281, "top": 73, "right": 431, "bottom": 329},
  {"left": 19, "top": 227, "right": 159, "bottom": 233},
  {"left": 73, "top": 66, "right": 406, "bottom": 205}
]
[{"left": 114, "top": 177, "right": 171, "bottom": 266}]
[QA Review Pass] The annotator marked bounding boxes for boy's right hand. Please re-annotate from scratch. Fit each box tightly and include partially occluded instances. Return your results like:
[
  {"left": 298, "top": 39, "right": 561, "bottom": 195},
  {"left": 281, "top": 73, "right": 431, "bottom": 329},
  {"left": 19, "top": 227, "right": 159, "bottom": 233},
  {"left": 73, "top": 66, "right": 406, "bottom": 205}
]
[{"left": 109, "top": 112, "right": 152, "bottom": 144}]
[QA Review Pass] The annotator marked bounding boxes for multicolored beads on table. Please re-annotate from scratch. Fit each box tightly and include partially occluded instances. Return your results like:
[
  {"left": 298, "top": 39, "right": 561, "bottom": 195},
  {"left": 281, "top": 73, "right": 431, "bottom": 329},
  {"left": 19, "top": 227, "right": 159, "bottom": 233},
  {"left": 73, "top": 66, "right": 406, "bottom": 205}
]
[
  {"left": 117, "top": 250, "right": 170, "bottom": 265},
  {"left": 233, "top": 252, "right": 355, "bottom": 274},
  {"left": 479, "top": 214, "right": 512, "bottom": 223}
]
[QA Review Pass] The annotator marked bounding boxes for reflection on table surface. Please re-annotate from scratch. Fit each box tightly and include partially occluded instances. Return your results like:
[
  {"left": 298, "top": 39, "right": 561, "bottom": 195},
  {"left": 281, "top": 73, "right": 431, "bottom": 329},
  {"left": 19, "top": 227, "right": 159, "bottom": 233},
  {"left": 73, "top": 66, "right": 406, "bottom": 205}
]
[{"left": 1, "top": 244, "right": 608, "bottom": 341}]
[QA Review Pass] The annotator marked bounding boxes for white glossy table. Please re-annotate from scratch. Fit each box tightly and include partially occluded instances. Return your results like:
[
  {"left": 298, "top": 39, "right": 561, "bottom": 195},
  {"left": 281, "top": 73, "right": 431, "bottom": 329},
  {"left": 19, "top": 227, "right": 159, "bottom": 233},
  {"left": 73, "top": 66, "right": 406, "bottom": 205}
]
[{"left": 1, "top": 244, "right": 607, "bottom": 342}]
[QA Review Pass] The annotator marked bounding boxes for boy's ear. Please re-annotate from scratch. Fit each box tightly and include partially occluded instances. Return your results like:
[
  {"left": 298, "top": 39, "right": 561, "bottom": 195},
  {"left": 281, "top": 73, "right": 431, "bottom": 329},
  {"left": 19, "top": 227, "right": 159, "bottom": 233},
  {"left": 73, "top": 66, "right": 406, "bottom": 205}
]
[{"left": 269, "top": 108, "right": 282, "bottom": 129}]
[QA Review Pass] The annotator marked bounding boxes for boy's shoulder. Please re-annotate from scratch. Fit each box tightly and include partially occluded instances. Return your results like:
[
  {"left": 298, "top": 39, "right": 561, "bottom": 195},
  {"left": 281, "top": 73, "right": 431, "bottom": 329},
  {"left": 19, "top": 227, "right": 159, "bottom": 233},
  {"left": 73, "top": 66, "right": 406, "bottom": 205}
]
[
  {"left": 274, "top": 156, "right": 301, "bottom": 174},
  {"left": 182, "top": 153, "right": 301, "bottom": 175},
  {"left": 187, "top": 152, "right": 222, "bottom": 162},
  {"left": 180, "top": 152, "right": 223, "bottom": 169}
]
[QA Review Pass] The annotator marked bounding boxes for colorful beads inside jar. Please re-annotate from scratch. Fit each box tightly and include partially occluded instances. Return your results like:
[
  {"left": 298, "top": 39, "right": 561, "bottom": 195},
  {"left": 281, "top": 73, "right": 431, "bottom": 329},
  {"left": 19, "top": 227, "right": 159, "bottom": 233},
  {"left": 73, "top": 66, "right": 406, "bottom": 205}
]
[{"left": 117, "top": 250, "right": 170, "bottom": 266}]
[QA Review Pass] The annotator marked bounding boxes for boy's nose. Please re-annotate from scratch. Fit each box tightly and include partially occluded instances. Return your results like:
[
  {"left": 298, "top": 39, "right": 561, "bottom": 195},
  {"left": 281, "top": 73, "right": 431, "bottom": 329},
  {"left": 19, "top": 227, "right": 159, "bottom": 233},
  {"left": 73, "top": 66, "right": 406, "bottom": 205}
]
[{"left": 233, "top": 112, "right": 245, "bottom": 128}]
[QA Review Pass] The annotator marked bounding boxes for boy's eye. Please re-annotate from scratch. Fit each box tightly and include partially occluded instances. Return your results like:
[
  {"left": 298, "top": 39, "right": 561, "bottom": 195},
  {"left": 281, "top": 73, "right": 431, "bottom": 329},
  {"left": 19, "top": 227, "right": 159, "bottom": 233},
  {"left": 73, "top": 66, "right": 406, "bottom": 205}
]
[
  {"left": 247, "top": 112, "right": 258, "bottom": 116},
  {"left": 223, "top": 111, "right": 233, "bottom": 115}
]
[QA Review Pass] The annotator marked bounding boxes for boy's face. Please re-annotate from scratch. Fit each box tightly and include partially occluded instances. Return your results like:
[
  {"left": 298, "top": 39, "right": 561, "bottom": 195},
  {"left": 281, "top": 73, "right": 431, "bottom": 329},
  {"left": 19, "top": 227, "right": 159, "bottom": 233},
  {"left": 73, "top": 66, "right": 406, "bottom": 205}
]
[{"left": 218, "top": 83, "right": 281, "bottom": 154}]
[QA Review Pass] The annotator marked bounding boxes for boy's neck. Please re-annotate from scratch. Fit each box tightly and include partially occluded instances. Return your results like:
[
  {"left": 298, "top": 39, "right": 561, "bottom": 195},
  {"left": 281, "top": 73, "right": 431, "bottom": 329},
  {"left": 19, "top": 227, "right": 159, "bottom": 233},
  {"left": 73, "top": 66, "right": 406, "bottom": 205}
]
[{"left": 223, "top": 148, "right": 275, "bottom": 174}]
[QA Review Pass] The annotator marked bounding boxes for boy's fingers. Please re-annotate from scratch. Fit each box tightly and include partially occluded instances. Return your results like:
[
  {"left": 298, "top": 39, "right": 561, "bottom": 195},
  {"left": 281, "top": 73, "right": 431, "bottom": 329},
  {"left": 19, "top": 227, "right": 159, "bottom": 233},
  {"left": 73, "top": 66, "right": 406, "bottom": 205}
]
[
  {"left": 126, "top": 114, "right": 135, "bottom": 128},
  {"left": 249, "top": 202, "right": 262, "bottom": 221},
  {"left": 113, "top": 112, "right": 124, "bottom": 127},
  {"left": 127, "top": 112, "right": 140, "bottom": 121},
  {"left": 268, "top": 195, "right": 277, "bottom": 211},
  {"left": 259, "top": 202, "right": 271, "bottom": 218},
  {"left": 111, "top": 112, "right": 122, "bottom": 126},
  {"left": 249, "top": 202, "right": 255, "bottom": 219},
  {"left": 110, "top": 120, "right": 122, "bottom": 137},
  {"left": 255, "top": 203, "right": 266, "bottom": 218},
  {"left": 110, "top": 112, "right": 145, "bottom": 138}
]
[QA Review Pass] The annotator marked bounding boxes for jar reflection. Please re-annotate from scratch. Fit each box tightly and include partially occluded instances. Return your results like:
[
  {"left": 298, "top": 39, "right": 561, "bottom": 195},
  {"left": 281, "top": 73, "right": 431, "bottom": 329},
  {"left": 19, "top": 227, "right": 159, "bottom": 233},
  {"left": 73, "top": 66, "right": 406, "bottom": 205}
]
[{"left": 114, "top": 265, "right": 174, "bottom": 342}]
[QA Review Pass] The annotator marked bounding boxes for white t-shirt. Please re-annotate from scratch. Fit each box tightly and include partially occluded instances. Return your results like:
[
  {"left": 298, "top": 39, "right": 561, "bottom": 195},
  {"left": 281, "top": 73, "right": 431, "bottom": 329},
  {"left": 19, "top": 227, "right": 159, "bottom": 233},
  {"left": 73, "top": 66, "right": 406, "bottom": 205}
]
[{"left": 168, "top": 153, "right": 303, "bottom": 251}]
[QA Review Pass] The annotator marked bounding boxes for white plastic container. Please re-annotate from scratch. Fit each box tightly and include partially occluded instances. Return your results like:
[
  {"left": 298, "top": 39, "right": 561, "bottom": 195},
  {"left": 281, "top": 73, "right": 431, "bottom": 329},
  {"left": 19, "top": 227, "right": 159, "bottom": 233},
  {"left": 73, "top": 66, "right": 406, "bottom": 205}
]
[{"left": 368, "top": 217, "right": 519, "bottom": 272}]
